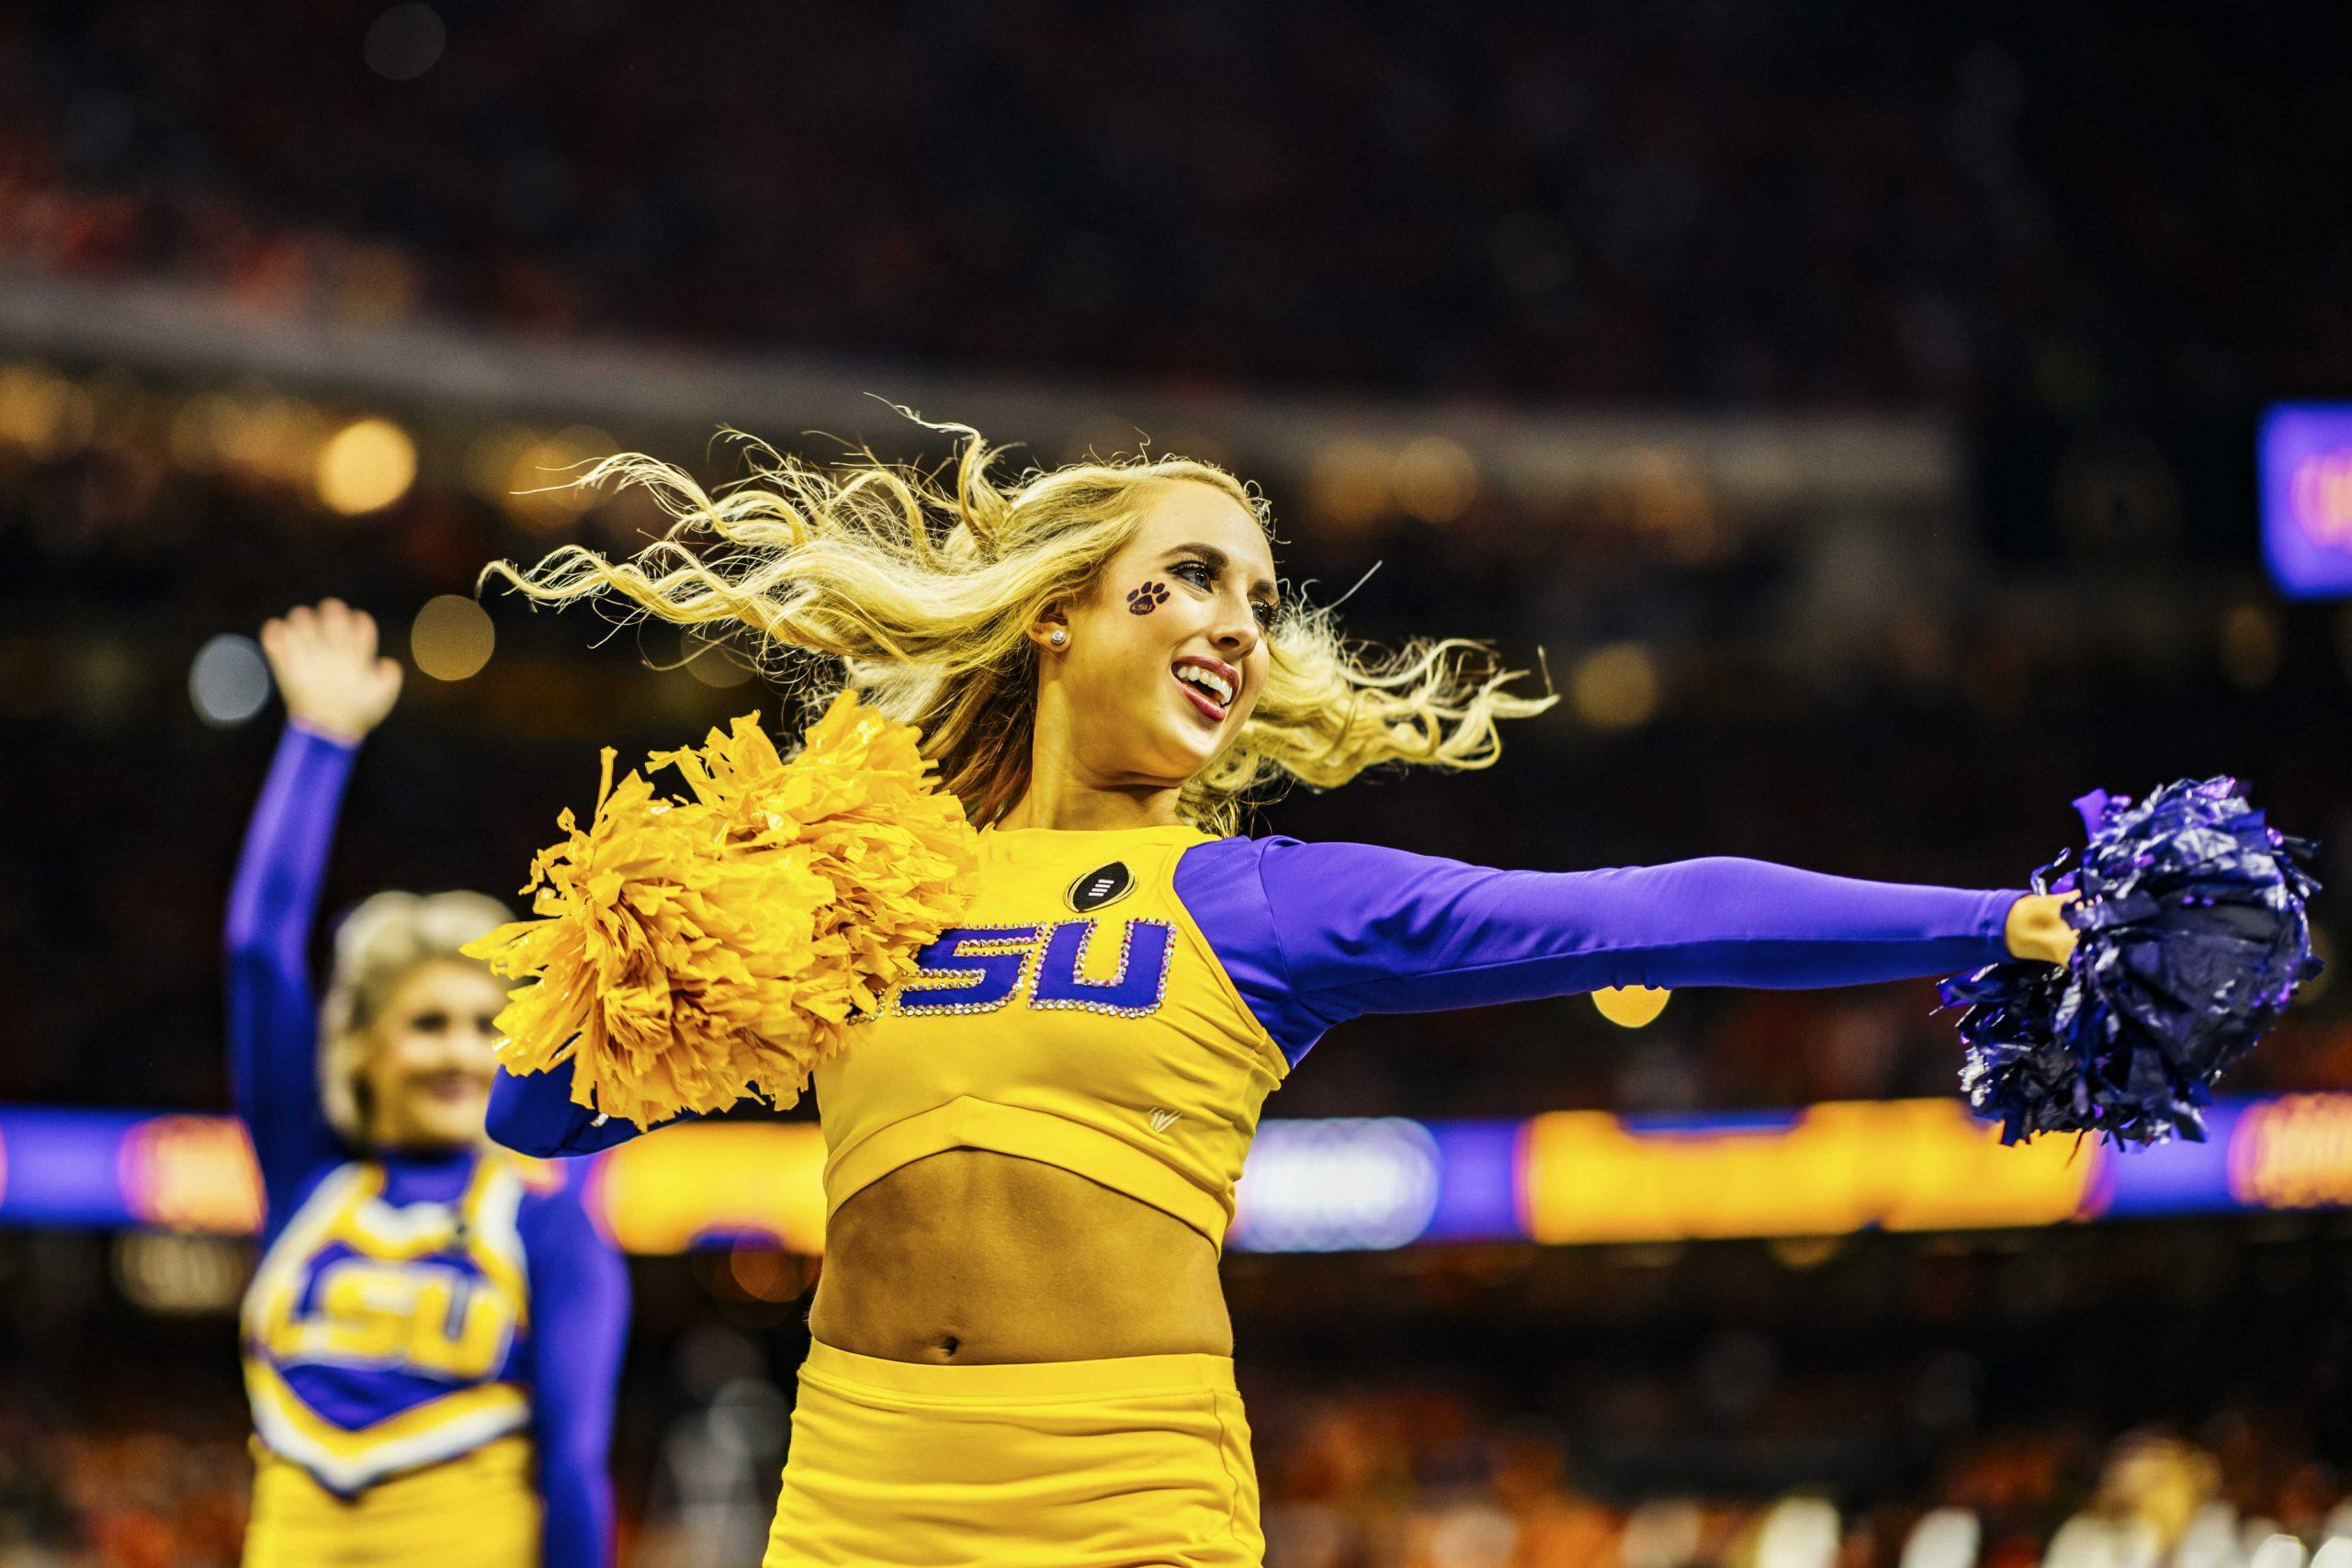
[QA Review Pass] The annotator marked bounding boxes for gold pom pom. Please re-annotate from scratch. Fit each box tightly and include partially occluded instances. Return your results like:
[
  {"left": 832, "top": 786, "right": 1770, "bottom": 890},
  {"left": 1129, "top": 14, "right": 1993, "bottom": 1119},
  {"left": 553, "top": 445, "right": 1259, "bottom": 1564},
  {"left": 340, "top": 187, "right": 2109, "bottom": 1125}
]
[{"left": 464, "top": 694, "right": 977, "bottom": 1128}]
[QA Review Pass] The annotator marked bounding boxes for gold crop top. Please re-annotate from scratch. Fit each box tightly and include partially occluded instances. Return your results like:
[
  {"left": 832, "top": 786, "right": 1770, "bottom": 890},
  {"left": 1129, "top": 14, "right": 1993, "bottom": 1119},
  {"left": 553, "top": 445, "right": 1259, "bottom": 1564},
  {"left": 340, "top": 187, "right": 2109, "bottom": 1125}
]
[{"left": 814, "top": 825, "right": 1286, "bottom": 1247}]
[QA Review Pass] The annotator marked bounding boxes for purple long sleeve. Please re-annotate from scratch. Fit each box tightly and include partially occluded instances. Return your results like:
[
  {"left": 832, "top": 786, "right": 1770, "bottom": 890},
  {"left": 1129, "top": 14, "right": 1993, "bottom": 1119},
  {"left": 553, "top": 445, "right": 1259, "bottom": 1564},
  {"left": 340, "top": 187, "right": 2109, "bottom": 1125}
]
[
  {"left": 225, "top": 722, "right": 361, "bottom": 1234},
  {"left": 519, "top": 1181, "right": 628, "bottom": 1568},
  {"left": 488, "top": 1068, "right": 665, "bottom": 1159},
  {"left": 230, "top": 722, "right": 628, "bottom": 1566},
  {"left": 1176, "top": 838, "right": 2025, "bottom": 1065}
]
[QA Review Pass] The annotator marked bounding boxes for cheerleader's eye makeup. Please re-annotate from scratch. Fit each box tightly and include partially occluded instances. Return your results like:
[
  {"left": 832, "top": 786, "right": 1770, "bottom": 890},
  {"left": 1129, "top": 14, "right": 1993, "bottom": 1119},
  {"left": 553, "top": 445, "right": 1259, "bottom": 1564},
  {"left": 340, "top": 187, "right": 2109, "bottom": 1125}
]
[
  {"left": 1160, "top": 548, "right": 1279, "bottom": 626},
  {"left": 1126, "top": 581, "right": 1171, "bottom": 615}
]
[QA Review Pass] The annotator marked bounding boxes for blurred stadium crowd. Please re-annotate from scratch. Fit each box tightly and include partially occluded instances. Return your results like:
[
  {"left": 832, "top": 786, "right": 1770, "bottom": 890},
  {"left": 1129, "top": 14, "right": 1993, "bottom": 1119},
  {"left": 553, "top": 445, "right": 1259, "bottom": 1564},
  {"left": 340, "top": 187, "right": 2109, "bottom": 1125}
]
[
  {"left": 4, "top": 1, "right": 2347, "bottom": 412},
  {"left": 6, "top": 2, "right": 2352, "bottom": 1565},
  {"left": 10, "top": 1258, "right": 2352, "bottom": 1568}
]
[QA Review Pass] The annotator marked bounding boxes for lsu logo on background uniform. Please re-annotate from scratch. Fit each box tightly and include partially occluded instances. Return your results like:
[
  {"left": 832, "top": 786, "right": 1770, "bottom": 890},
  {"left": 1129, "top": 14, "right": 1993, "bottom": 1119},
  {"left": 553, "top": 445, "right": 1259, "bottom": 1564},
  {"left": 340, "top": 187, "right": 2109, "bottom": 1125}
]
[{"left": 241, "top": 1158, "right": 533, "bottom": 1495}]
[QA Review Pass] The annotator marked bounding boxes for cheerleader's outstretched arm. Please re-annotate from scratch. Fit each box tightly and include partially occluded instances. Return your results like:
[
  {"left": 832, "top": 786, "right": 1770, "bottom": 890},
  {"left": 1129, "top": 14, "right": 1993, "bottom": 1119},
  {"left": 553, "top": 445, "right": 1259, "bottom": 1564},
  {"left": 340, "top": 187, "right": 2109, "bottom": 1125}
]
[
  {"left": 225, "top": 720, "right": 360, "bottom": 1223},
  {"left": 522, "top": 1177, "right": 629, "bottom": 1567},
  {"left": 1178, "top": 838, "right": 2038, "bottom": 1065}
]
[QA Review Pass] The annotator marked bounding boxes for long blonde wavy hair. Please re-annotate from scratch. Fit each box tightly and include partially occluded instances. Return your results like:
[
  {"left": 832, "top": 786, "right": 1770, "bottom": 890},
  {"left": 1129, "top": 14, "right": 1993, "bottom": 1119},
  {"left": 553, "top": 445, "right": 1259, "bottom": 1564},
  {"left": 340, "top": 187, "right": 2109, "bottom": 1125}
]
[{"left": 483, "top": 419, "right": 1553, "bottom": 834}]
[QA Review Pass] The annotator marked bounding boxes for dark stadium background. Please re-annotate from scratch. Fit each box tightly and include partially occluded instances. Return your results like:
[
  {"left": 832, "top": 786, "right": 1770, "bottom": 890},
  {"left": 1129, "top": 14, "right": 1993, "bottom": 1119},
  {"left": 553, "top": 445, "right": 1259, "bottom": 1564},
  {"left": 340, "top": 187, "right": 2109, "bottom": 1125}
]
[{"left": 4, "top": 3, "right": 2351, "bottom": 1563}]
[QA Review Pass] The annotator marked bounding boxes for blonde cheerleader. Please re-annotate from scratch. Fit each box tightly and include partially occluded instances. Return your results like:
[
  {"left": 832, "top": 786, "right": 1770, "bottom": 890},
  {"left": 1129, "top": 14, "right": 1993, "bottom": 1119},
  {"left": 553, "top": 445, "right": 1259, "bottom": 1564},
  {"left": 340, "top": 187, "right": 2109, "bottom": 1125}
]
[
  {"left": 469, "top": 426, "right": 2083, "bottom": 1566},
  {"left": 227, "top": 601, "right": 626, "bottom": 1566}
]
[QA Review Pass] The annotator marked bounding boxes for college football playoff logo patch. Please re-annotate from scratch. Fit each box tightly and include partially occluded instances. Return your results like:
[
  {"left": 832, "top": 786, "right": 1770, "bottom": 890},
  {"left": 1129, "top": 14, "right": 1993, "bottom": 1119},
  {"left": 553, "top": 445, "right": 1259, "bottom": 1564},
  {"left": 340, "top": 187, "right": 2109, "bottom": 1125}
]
[{"left": 1067, "top": 862, "right": 1135, "bottom": 913}]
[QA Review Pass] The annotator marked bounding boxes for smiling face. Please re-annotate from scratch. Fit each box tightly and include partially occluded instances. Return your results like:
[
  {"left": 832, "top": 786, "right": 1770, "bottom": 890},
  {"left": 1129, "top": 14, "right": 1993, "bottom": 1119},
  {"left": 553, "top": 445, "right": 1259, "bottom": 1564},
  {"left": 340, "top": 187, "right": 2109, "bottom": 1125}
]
[
  {"left": 355, "top": 958, "right": 506, "bottom": 1151},
  {"left": 1040, "top": 479, "right": 1279, "bottom": 794}
]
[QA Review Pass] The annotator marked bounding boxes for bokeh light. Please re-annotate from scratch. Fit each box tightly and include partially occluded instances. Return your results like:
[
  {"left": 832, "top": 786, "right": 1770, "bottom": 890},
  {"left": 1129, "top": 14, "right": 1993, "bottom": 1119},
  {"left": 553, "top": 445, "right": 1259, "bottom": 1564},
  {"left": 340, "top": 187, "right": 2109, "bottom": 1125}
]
[
  {"left": 1228, "top": 1120, "right": 1442, "bottom": 1252},
  {"left": 1306, "top": 438, "right": 1394, "bottom": 533},
  {"left": 496, "top": 425, "right": 613, "bottom": 531},
  {"left": 364, "top": 3, "right": 447, "bottom": 81},
  {"left": 1567, "top": 641, "right": 1660, "bottom": 728},
  {"left": 684, "top": 631, "right": 757, "bottom": 688},
  {"left": 409, "top": 594, "right": 495, "bottom": 681},
  {"left": 315, "top": 416, "right": 418, "bottom": 515},
  {"left": 111, "top": 1233, "right": 248, "bottom": 1317},
  {"left": 1753, "top": 1498, "right": 1843, "bottom": 1568},
  {"left": 188, "top": 635, "right": 272, "bottom": 728},
  {"left": 0, "top": 365, "right": 96, "bottom": 461},
  {"left": 1392, "top": 436, "right": 1478, "bottom": 525},
  {"left": 220, "top": 395, "right": 330, "bottom": 487},
  {"left": 2220, "top": 602, "right": 2282, "bottom": 690},
  {"left": 724, "top": 1246, "right": 805, "bottom": 1303},
  {"left": 1591, "top": 986, "right": 1670, "bottom": 1028},
  {"left": 1616, "top": 447, "right": 1720, "bottom": 561}
]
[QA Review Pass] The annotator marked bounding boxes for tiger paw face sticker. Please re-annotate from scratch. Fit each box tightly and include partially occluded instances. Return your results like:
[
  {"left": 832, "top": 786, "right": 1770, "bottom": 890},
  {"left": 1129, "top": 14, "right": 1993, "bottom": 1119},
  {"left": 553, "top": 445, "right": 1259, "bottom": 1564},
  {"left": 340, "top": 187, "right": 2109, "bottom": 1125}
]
[{"left": 1125, "top": 581, "right": 1170, "bottom": 615}]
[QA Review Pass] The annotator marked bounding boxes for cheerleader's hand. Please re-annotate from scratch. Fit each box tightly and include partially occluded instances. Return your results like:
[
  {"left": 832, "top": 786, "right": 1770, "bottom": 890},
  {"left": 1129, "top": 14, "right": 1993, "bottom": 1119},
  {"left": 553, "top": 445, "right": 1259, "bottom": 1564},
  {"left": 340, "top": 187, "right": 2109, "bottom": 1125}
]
[
  {"left": 260, "top": 599, "right": 404, "bottom": 743},
  {"left": 2002, "top": 892, "right": 2078, "bottom": 965}
]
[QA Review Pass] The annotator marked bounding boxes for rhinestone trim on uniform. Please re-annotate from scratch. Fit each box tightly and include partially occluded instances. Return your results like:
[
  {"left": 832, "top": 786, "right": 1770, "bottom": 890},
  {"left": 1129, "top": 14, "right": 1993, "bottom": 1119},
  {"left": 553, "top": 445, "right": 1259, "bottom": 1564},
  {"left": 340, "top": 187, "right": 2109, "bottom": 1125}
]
[
  {"left": 1029, "top": 918, "right": 1174, "bottom": 1018},
  {"left": 888, "top": 924, "right": 1043, "bottom": 1017}
]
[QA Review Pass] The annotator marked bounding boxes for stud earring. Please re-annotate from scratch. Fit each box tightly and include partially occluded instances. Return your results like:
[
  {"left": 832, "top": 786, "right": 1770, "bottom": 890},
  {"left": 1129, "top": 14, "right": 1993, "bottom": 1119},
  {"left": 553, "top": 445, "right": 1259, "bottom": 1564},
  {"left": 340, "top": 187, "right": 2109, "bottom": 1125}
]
[{"left": 1047, "top": 628, "right": 1069, "bottom": 648}]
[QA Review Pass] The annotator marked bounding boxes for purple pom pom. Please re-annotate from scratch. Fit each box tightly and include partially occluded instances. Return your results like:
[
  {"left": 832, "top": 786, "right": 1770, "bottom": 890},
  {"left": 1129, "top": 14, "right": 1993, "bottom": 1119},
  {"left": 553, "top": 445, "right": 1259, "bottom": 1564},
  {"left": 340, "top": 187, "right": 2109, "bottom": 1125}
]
[{"left": 1940, "top": 778, "right": 2322, "bottom": 1146}]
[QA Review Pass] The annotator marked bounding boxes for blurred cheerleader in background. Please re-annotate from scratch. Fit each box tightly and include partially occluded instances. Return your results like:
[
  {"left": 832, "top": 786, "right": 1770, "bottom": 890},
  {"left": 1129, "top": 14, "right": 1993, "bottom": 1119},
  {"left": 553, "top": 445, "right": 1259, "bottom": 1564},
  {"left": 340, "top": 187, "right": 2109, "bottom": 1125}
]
[
  {"left": 469, "top": 422, "right": 2299, "bottom": 1567},
  {"left": 227, "top": 600, "right": 626, "bottom": 1568}
]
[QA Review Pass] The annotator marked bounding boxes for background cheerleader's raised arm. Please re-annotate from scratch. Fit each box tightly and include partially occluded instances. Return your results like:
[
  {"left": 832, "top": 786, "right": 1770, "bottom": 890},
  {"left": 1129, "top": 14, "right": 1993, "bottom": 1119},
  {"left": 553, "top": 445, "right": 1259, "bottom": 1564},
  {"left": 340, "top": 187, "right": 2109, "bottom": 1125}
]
[{"left": 227, "top": 601, "right": 628, "bottom": 1568}]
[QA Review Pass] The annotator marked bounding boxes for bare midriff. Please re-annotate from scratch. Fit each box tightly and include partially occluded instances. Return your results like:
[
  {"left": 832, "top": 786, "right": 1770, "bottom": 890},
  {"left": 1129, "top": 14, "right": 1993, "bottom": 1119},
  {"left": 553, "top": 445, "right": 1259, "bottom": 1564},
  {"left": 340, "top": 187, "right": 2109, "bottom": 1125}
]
[{"left": 808, "top": 1148, "right": 1232, "bottom": 1363}]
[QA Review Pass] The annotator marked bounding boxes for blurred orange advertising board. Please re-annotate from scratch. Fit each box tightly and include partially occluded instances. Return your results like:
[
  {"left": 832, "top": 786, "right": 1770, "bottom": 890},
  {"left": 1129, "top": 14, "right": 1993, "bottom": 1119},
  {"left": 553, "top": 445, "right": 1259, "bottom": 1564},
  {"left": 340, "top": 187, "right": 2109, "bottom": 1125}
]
[
  {"left": 2229, "top": 1094, "right": 2352, "bottom": 1209},
  {"left": 23, "top": 1092, "right": 2352, "bottom": 1252},
  {"left": 584, "top": 1121, "right": 830, "bottom": 1254},
  {"left": 1517, "top": 1099, "right": 2094, "bottom": 1245}
]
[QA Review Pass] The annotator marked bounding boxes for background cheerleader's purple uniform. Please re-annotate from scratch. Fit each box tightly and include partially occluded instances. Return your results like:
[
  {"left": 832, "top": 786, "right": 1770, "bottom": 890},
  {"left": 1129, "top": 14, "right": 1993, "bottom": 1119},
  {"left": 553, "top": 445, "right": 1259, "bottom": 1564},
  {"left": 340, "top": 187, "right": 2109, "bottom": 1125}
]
[
  {"left": 488, "top": 827, "right": 2023, "bottom": 1157},
  {"left": 229, "top": 723, "right": 627, "bottom": 1567}
]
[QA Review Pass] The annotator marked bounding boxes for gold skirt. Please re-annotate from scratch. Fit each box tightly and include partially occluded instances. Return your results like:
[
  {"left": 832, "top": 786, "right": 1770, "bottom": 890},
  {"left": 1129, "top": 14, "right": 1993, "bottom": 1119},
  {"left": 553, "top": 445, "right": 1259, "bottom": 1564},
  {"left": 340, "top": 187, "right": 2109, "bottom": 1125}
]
[
  {"left": 766, "top": 1340, "right": 1264, "bottom": 1567},
  {"left": 243, "top": 1434, "right": 539, "bottom": 1567}
]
